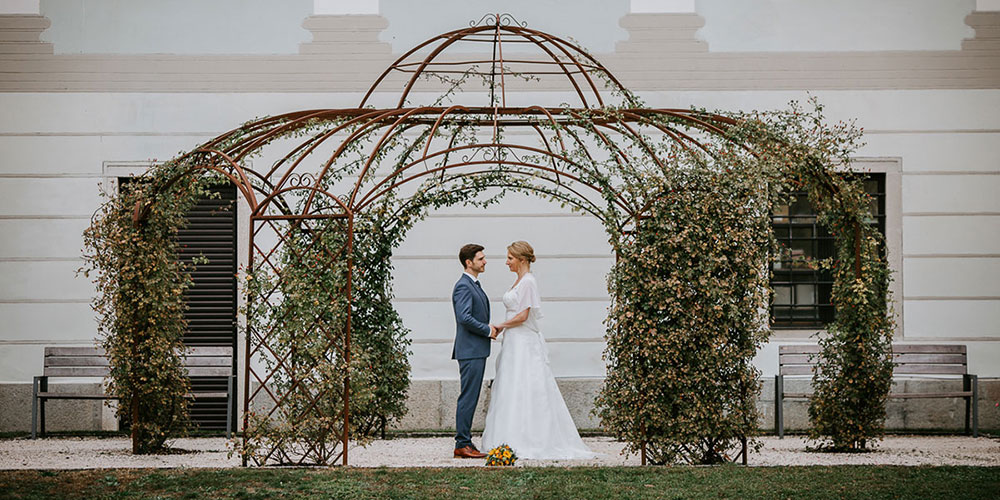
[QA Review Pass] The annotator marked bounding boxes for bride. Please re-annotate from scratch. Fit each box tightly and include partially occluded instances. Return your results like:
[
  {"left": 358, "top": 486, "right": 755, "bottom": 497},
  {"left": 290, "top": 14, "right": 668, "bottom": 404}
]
[{"left": 481, "top": 241, "right": 596, "bottom": 460}]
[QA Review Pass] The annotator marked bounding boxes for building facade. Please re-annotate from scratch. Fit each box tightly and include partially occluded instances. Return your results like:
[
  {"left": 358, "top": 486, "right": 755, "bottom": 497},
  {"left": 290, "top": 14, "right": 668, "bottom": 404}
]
[{"left": 1, "top": 0, "right": 998, "bottom": 433}]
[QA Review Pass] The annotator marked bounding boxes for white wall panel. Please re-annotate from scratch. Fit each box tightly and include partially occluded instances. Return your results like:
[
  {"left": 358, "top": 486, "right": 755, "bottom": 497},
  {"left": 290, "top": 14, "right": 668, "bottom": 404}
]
[
  {"left": 902, "top": 175, "right": 1000, "bottom": 213},
  {"left": 395, "top": 298, "right": 611, "bottom": 341},
  {"left": 859, "top": 133, "right": 1000, "bottom": 173},
  {"left": 0, "top": 94, "right": 370, "bottom": 134},
  {"left": 646, "top": 90, "right": 1000, "bottom": 132},
  {"left": 697, "top": 0, "right": 975, "bottom": 52},
  {"left": 751, "top": 341, "right": 780, "bottom": 377},
  {"left": 0, "top": 303, "right": 96, "bottom": 342},
  {"left": 0, "top": 344, "right": 44, "bottom": 382},
  {"left": 903, "top": 257, "right": 1000, "bottom": 297},
  {"left": 395, "top": 216, "right": 612, "bottom": 258},
  {"left": 4, "top": 91, "right": 997, "bottom": 137},
  {"left": 408, "top": 342, "right": 498, "bottom": 380},
  {"left": 903, "top": 215, "right": 1000, "bottom": 255},
  {"left": 0, "top": 261, "right": 94, "bottom": 301},
  {"left": 0, "top": 137, "right": 102, "bottom": 175},
  {"left": 0, "top": 135, "right": 222, "bottom": 176},
  {"left": 904, "top": 300, "right": 1000, "bottom": 338},
  {"left": 0, "top": 219, "right": 88, "bottom": 258},
  {"left": 0, "top": 178, "right": 101, "bottom": 216},
  {"left": 965, "top": 341, "right": 1000, "bottom": 377},
  {"left": 391, "top": 256, "right": 613, "bottom": 300},
  {"left": 408, "top": 339, "right": 608, "bottom": 380}
]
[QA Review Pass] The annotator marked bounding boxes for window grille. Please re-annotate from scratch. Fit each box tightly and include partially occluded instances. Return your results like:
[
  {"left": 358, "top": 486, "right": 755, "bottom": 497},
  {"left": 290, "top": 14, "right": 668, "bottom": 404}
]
[{"left": 770, "top": 173, "right": 886, "bottom": 328}]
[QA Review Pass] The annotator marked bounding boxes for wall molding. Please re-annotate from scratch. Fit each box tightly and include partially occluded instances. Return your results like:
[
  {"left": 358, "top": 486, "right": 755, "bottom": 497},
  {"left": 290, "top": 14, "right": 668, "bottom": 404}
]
[{"left": 0, "top": 12, "right": 996, "bottom": 92}]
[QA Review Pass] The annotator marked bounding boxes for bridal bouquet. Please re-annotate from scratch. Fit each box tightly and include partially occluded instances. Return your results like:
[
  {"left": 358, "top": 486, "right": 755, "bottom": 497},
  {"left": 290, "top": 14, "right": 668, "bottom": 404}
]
[{"left": 485, "top": 444, "right": 517, "bottom": 466}]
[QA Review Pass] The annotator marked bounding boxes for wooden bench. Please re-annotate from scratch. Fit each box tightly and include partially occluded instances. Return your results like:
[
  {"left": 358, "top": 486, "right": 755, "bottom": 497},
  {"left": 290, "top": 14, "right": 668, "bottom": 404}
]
[
  {"left": 31, "top": 346, "right": 235, "bottom": 439},
  {"left": 775, "top": 344, "right": 979, "bottom": 438}
]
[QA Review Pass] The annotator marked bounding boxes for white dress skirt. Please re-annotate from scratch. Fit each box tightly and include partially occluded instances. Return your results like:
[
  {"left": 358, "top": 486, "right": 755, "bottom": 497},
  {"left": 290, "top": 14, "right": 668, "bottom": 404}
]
[{"left": 481, "top": 273, "right": 597, "bottom": 459}]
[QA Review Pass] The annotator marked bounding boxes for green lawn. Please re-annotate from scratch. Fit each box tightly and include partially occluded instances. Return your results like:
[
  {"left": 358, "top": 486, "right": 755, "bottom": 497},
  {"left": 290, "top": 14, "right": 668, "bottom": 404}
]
[{"left": 1, "top": 466, "right": 998, "bottom": 500}]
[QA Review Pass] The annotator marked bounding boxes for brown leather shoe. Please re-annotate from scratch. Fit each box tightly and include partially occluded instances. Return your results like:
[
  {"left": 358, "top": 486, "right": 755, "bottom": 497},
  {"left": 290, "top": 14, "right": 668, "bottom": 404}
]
[{"left": 454, "top": 446, "right": 487, "bottom": 459}]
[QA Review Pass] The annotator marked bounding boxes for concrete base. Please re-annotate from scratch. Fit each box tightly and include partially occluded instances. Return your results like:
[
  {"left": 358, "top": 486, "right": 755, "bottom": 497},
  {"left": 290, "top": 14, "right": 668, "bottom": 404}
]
[
  {"left": 766, "top": 377, "right": 999, "bottom": 433},
  {"left": 0, "top": 382, "right": 112, "bottom": 433},
  {"left": 2, "top": 378, "right": 996, "bottom": 434}
]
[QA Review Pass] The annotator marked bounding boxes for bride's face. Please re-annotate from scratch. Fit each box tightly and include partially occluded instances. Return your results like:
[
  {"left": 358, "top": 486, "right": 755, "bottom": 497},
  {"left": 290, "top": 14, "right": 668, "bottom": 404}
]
[{"left": 505, "top": 252, "right": 520, "bottom": 273}]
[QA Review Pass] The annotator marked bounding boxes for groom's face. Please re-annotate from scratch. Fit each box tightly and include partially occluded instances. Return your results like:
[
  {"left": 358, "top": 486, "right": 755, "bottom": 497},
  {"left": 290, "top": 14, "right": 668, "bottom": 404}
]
[{"left": 467, "top": 251, "right": 487, "bottom": 274}]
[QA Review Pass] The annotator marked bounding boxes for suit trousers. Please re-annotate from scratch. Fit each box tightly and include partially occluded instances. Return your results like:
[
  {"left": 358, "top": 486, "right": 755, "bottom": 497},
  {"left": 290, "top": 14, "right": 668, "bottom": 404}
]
[{"left": 455, "top": 357, "right": 487, "bottom": 448}]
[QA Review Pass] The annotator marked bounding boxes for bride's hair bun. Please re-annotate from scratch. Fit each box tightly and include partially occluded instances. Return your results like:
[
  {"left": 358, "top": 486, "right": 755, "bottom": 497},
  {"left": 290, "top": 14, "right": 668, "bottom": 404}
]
[{"left": 507, "top": 240, "right": 535, "bottom": 263}]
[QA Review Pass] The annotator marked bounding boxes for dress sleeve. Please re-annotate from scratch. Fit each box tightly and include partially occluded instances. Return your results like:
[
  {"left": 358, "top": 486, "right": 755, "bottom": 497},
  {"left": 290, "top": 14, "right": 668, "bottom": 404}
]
[{"left": 515, "top": 275, "right": 544, "bottom": 319}]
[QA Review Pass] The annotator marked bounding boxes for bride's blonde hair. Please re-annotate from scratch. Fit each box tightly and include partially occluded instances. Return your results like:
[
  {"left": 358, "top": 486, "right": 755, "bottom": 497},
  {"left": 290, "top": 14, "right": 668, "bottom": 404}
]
[{"left": 507, "top": 240, "right": 536, "bottom": 263}]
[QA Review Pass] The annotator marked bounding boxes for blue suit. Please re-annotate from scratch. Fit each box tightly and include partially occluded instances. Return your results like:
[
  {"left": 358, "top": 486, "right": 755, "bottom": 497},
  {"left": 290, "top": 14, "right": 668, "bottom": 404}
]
[{"left": 452, "top": 273, "right": 491, "bottom": 448}]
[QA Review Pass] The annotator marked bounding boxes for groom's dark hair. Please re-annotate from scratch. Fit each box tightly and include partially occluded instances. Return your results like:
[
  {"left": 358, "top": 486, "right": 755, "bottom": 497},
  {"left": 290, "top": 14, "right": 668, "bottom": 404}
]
[{"left": 459, "top": 243, "right": 485, "bottom": 268}]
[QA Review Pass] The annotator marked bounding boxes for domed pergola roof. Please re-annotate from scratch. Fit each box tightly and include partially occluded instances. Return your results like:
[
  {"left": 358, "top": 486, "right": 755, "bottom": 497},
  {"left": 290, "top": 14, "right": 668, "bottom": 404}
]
[
  {"left": 360, "top": 13, "right": 631, "bottom": 109},
  {"left": 141, "top": 14, "right": 741, "bottom": 231}
]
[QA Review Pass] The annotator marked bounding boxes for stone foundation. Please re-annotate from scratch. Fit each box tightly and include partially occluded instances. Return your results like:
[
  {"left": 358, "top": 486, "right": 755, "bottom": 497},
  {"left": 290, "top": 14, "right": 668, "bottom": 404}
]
[{"left": 2, "top": 379, "right": 996, "bottom": 434}]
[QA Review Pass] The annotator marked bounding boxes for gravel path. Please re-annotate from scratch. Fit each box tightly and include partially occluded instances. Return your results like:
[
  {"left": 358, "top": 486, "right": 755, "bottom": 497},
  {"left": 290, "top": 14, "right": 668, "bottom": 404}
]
[{"left": 1, "top": 435, "right": 997, "bottom": 469}]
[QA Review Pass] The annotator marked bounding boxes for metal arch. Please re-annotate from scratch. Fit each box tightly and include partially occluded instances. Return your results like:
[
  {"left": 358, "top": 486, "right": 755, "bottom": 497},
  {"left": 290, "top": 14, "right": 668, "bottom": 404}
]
[
  {"left": 120, "top": 16, "right": 792, "bottom": 468},
  {"left": 352, "top": 152, "right": 632, "bottom": 215}
]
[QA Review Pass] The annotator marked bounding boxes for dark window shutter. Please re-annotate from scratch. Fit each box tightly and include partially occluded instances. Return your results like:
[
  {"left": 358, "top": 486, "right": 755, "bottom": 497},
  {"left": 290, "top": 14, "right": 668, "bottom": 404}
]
[{"left": 176, "top": 184, "right": 237, "bottom": 431}]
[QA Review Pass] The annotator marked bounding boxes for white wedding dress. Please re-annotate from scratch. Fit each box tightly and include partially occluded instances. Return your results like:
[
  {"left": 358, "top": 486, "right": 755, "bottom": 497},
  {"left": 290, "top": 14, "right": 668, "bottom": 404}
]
[{"left": 481, "top": 273, "right": 596, "bottom": 460}]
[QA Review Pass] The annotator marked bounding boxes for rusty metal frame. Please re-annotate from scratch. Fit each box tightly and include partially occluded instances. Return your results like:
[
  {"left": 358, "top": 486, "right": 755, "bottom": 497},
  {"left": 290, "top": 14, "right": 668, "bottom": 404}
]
[{"left": 130, "top": 14, "right": 775, "bottom": 467}]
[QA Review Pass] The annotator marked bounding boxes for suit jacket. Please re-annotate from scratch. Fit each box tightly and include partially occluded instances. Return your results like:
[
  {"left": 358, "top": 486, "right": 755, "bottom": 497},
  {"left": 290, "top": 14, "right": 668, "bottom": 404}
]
[{"left": 451, "top": 273, "right": 492, "bottom": 360}]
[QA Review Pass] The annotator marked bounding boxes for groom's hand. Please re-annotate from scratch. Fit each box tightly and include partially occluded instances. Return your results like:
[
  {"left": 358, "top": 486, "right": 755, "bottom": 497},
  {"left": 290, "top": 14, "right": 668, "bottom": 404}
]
[{"left": 489, "top": 324, "right": 499, "bottom": 339}]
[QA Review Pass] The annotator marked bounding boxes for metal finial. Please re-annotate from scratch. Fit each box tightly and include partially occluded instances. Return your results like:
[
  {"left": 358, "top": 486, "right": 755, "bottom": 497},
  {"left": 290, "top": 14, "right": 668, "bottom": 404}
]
[{"left": 470, "top": 13, "right": 527, "bottom": 28}]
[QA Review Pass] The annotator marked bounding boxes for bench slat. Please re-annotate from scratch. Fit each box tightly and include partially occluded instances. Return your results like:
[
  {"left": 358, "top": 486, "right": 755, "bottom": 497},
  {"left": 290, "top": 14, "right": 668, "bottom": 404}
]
[
  {"left": 187, "top": 347, "right": 233, "bottom": 356},
  {"left": 45, "top": 346, "right": 232, "bottom": 357},
  {"left": 782, "top": 392, "right": 811, "bottom": 399},
  {"left": 45, "top": 347, "right": 106, "bottom": 357},
  {"left": 894, "top": 353, "right": 966, "bottom": 364},
  {"left": 894, "top": 364, "right": 967, "bottom": 375},
  {"left": 783, "top": 392, "right": 972, "bottom": 399},
  {"left": 778, "top": 354, "right": 815, "bottom": 365},
  {"left": 43, "top": 367, "right": 111, "bottom": 377},
  {"left": 188, "top": 392, "right": 229, "bottom": 398},
  {"left": 36, "top": 392, "right": 115, "bottom": 400},
  {"left": 782, "top": 364, "right": 967, "bottom": 376},
  {"left": 780, "top": 366, "right": 816, "bottom": 376},
  {"left": 890, "top": 392, "right": 972, "bottom": 399},
  {"left": 44, "top": 356, "right": 110, "bottom": 367},
  {"left": 779, "top": 345, "right": 821, "bottom": 354},
  {"left": 181, "top": 357, "right": 233, "bottom": 367},
  {"left": 892, "top": 344, "right": 965, "bottom": 354},
  {"left": 185, "top": 367, "right": 232, "bottom": 377},
  {"left": 46, "top": 357, "right": 230, "bottom": 368},
  {"left": 781, "top": 353, "right": 968, "bottom": 367}
]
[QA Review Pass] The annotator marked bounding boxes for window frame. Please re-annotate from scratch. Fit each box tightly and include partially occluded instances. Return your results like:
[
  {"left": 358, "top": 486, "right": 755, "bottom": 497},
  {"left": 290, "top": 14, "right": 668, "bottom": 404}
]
[{"left": 769, "top": 158, "right": 903, "bottom": 340}]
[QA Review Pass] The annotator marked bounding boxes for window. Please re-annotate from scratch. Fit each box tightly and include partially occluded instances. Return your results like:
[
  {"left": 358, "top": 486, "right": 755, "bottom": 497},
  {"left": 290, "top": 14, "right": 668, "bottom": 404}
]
[{"left": 770, "top": 173, "right": 886, "bottom": 328}]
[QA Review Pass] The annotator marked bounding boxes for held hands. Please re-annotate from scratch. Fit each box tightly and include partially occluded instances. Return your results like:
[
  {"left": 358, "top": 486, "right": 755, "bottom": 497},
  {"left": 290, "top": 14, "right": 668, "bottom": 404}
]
[{"left": 489, "top": 324, "right": 504, "bottom": 340}]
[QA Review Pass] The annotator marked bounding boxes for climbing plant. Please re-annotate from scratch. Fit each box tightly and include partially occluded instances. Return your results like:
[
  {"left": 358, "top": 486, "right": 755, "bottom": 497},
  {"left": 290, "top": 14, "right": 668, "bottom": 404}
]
[
  {"left": 81, "top": 165, "right": 220, "bottom": 453},
  {"left": 728, "top": 99, "right": 895, "bottom": 451},
  {"left": 598, "top": 164, "right": 773, "bottom": 464},
  {"left": 80, "top": 17, "right": 892, "bottom": 464}
]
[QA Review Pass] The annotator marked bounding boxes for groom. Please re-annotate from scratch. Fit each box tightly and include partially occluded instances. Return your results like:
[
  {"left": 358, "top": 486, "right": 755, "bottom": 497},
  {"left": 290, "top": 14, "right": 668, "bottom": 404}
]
[{"left": 451, "top": 243, "right": 498, "bottom": 459}]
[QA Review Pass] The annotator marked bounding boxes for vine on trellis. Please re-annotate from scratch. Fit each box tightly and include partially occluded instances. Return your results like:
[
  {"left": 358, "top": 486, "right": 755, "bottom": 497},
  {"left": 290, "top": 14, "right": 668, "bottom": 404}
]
[{"left": 81, "top": 23, "right": 892, "bottom": 461}]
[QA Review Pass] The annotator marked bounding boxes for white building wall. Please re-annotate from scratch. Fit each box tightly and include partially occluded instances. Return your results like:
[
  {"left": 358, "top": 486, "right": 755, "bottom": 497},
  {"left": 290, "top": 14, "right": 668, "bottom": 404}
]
[{"left": 1, "top": 0, "right": 998, "bottom": 431}]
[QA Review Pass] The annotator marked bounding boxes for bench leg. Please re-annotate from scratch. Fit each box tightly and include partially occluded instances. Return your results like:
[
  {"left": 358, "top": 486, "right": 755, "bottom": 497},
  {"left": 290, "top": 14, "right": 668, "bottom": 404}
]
[
  {"left": 971, "top": 375, "right": 979, "bottom": 438},
  {"left": 775, "top": 375, "right": 784, "bottom": 439},
  {"left": 226, "top": 375, "right": 234, "bottom": 439},
  {"left": 31, "top": 376, "right": 40, "bottom": 439},
  {"left": 39, "top": 376, "right": 48, "bottom": 438}
]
